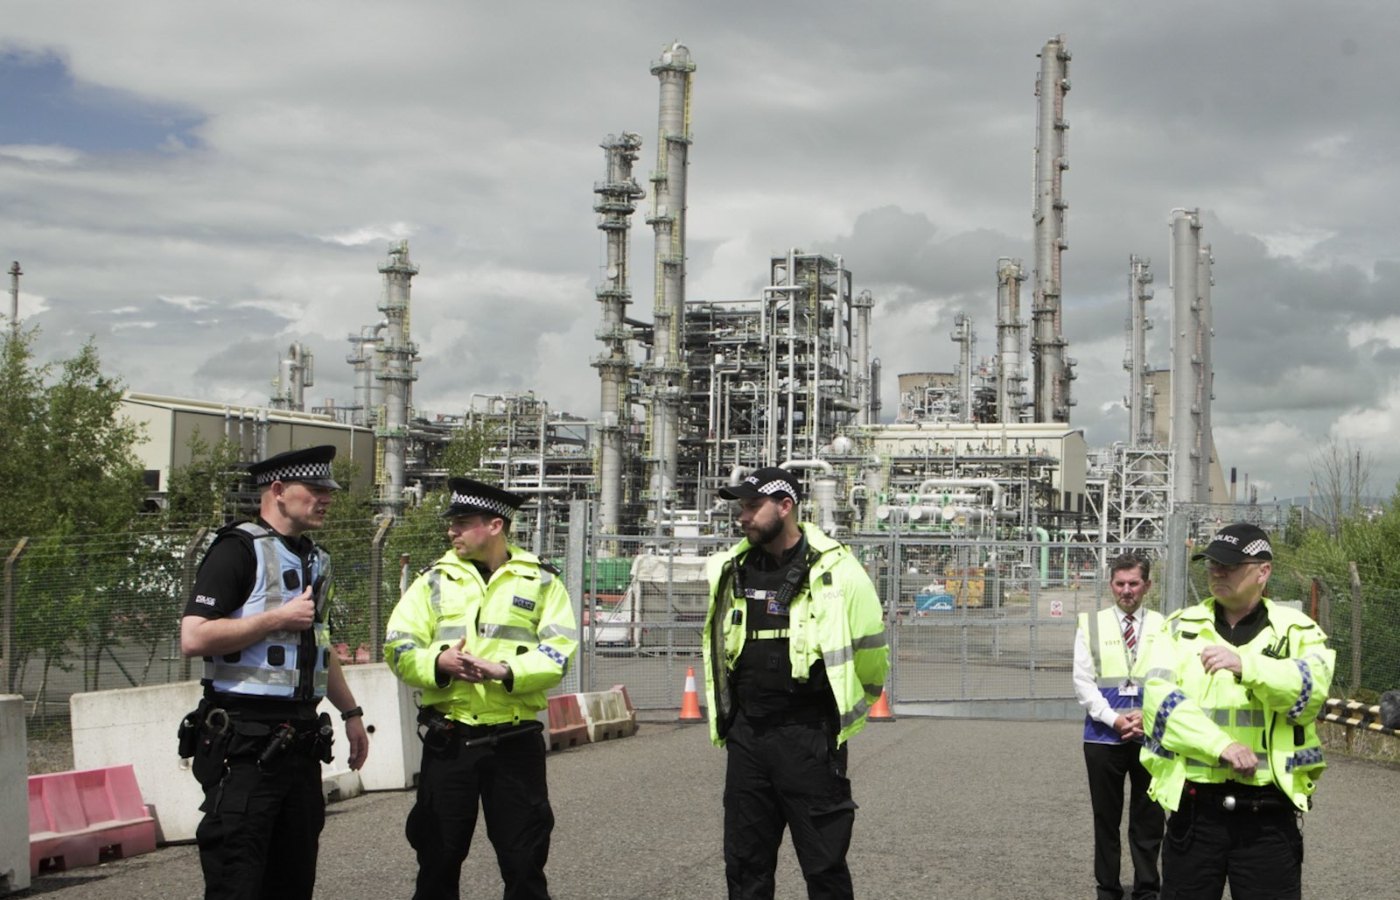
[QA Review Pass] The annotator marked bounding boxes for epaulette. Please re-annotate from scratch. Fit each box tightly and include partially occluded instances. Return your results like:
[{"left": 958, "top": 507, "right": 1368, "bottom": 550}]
[{"left": 540, "top": 561, "right": 561, "bottom": 576}]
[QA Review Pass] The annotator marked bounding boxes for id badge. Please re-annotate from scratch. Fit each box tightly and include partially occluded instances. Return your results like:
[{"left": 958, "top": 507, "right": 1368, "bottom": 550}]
[{"left": 1119, "top": 681, "right": 1139, "bottom": 698}]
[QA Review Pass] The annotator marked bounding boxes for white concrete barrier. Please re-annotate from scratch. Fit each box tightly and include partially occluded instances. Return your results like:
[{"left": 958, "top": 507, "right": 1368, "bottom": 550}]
[
  {"left": 0, "top": 695, "right": 30, "bottom": 893},
  {"left": 333, "top": 663, "right": 421, "bottom": 792},
  {"left": 70, "top": 672, "right": 423, "bottom": 843}
]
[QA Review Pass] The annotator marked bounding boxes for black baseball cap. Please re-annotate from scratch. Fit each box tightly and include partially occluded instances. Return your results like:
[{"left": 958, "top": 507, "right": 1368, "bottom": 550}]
[
  {"left": 717, "top": 467, "right": 801, "bottom": 503},
  {"left": 1192, "top": 522, "right": 1273, "bottom": 565}
]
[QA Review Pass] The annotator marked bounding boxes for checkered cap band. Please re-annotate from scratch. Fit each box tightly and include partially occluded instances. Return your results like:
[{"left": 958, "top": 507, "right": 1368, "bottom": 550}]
[
  {"left": 256, "top": 461, "right": 333, "bottom": 485},
  {"left": 1241, "top": 539, "right": 1272, "bottom": 557},
  {"left": 756, "top": 478, "right": 795, "bottom": 498},
  {"left": 451, "top": 492, "right": 516, "bottom": 518}
]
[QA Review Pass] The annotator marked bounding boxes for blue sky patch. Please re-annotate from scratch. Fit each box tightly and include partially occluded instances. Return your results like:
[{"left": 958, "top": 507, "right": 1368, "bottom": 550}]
[{"left": 0, "top": 49, "right": 204, "bottom": 153}]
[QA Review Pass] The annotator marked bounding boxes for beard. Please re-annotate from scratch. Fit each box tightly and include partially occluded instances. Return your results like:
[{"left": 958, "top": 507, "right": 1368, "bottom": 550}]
[{"left": 744, "top": 516, "right": 785, "bottom": 548}]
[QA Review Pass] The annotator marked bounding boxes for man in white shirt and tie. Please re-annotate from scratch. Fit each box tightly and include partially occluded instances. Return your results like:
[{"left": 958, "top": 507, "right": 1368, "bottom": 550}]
[{"left": 1073, "top": 554, "right": 1166, "bottom": 900}]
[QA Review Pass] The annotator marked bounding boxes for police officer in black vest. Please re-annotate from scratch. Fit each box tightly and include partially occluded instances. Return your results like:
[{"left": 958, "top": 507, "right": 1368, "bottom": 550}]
[{"left": 180, "top": 445, "right": 369, "bottom": 900}]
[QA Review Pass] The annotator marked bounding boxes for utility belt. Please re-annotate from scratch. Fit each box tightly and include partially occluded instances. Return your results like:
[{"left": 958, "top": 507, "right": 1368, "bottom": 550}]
[
  {"left": 416, "top": 707, "right": 544, "bottom": 754},
  {"left": 1184, "top": 781, "right": 1296, "bottom": 815},
  {"left": 178, "top": 697, "right": 333, "bottom": 788}
]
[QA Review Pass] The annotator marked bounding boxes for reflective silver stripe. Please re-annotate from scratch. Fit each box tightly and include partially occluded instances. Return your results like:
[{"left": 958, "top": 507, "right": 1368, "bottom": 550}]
[
  {"left": 1088, "top": 609, "right": 1102, "bottom": 673},
  {"left": 428, "top": 571, "right": 443, "bottom": 614},
  {"left": 479, "top": 624, "right": 537, "bottom": 642},
  {"left": 385, "top": 630, "right": 418, "bottom": 646},
  {"left": 1186, "top": 757, "right": 1271, "bottom": 773},
  {"left": 1235, "top": 709, "right": 1267, "bottom": 728},
  {"left": 314, "top": 670, "right": 329, "bottom": 692},
  {"left": 853, "top": 633, "right": 887, "bottom": 651},
  {"left": 539, "top": 624, "right": 578, "bottom": 640},
  {"left": 841, "top": 695, "right": 871, "bottom": 730},
  {"left": 259, "top": 537, "right": 285, "bottom": 609},
  {"left": 1096, "top": 677, "right": 1126, "bottom": 688},
  {"left": 750, "top": 629, "right": 790, "bottom": 640},
  {"left": 205, "top": 664, "right": 298, "bottom": 687},
  {"left": 435, "top": 625, "right": 467, "bottom": 640},
  {"left": 1206, "top": 708, "right": 1231, "bottom": 726},
  {"left": 1144, "top": 667, "right": 1175, "bottom": 682},
  {"left": 823, "top": 644, "right": 855, "bottom": 668}
]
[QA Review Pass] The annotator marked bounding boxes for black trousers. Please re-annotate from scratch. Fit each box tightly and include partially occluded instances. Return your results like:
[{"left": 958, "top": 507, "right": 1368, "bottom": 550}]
[
  {"left": 1161, "top": 785, "right": 1302, "bottom": 900},
  {"left": 723, "top": 711, "right": 858, "bottom": 900},
  {"left": 406, "top": 729, "right": 554, "bottom": 900},
  {"left": 1084, "top": 740, "right": 1165, "bottom": 900},
  {"left": 196, "top": 753, "right": 325, "bottom": 900}
]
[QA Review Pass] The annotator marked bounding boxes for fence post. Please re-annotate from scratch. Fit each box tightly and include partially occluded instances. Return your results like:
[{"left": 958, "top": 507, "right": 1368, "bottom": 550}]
[
  {"left": 3, "top": 537, "right": 29, "bottom": 694},
  {"left": 178, "top": 527, "right": 209, "bottom": 682},
  {"left": 368, "top": 515, "right": 394, "bottom": 665},
  {"left": 1348, "top": 561, "right": 1362, "bottom": 696}
]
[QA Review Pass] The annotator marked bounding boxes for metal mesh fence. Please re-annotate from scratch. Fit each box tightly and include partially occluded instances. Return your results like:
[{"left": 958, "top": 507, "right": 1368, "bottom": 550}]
[{"left": 3, "top": 506, "right": 1397, "bottom": 728}]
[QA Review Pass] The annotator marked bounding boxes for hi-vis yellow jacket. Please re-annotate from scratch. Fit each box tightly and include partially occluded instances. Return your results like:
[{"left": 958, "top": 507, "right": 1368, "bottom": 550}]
[
  {"left": 1140, "top": 597, "right": 1333, "bottom": 812},
  {"left": 384, "top": 546, "right": 578, "bottom": 725},
  {"left": 702, "top": 523, "right": 889, "bottom": 748}
]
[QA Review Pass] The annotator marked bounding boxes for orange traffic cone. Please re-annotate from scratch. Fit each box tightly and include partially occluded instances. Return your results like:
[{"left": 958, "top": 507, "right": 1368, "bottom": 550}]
[
  {"left": 869, "top": 688, "right": 895, "bottom": 722},
  {"left": 678, "top": 666, "right": 705, "bottom": 723}
]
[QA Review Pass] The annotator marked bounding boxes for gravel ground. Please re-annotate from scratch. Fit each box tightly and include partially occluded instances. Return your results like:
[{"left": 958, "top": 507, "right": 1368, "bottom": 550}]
[{"left": 19, "top": 717, "right": 1400, "bottom": 899}]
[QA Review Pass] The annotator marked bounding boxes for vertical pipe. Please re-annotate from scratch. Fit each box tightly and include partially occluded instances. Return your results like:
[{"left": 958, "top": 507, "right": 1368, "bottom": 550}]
[
  {"left": 646, "top": 43, "right": 695, "bottom": 514},
  {"left": 996, "top": 258, "right": 1026, "bottom": 424},
  {"left": 1196, "top": 243, "right": 1214, "bottom": 502},
  {"left": 594, "top": 132, "right": 644, "bottom": 535},
  {"left": 1127, "top": 255, "right": 1153, "bottom": 447},
  {"left": 1031, "top": 35, "right": 1072, "bottom": 423},
  {"left": 1170, "top": 209, "right": 1202, "bottom": 505},
  {"left": 377, "top": 241, "right": 419, "bottom": 513}
]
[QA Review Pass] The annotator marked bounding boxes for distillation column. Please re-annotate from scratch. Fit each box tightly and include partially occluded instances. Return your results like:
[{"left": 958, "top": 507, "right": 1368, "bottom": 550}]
[
  {"left": 346, "top": 326, "right": 384, "bottom": 427},
  {"left": 995, "top": 257, "right": 1027, "bottom": 423},
  {"left": 271, "top": 342, "right": 315, "bottom": 411},
  {"left": 952, "top": 314, "right": 974, "bottom": 423},
  {"left": 1126, "top": 255, "right": 1154, "bottom": 447},
  {"left": 1169, "top": 210, "right": 1204, "bottom": 504},
  {"left": 853, "top": 289, "right": 874, "bottom": 424},
  {"left": 1196, "top": 242, "right": 1215, "bottom": 500},
  {"left": 1031, "top": 34, "right": 1073, "bottom": 423},
  {"left": 593, "top": 132, "right": 645, "bottom": 535},
  {"left": 376, "top": 241, "right": 420, "bottom": 512},
  {"left": 644, "top": 42, "right": 695, "bottom": 513}
]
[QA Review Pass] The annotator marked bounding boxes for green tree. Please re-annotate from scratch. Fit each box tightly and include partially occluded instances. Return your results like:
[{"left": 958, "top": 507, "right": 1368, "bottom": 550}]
[{"left": 0, "top": 332, "right": 148, "bottom": 713}]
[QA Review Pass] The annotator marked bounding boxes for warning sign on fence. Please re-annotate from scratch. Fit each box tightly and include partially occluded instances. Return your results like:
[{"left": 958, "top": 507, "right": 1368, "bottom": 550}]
[{"left": 1049, "top": 599, "right": 1064, "bottom": 618}]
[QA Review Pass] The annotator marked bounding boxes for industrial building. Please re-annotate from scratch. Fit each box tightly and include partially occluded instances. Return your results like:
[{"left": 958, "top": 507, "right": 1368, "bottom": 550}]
[{"left": 106, "top": 34, "right": 1231, "bottom": 553}]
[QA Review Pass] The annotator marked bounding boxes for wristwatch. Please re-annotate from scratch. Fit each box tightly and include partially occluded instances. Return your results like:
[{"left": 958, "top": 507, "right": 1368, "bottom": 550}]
[{"left": 341, "top": 705, "right": 364, "bottom": 721}]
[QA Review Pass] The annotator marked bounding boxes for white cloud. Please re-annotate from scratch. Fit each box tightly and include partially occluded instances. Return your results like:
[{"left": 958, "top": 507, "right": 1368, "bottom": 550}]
[{"left": 0, "top": 144, "right": 81, "bottom": 164}]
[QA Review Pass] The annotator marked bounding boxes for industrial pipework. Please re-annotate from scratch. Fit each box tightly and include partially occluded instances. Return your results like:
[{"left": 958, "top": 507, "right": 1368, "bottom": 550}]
[
  {"left": 376, "top": 241, "right": 420, "bottom": 512},
  {"left": 1169, "top": 209, "right": 1209, "bottom": 504},
  {"left": 644, "top": 42, "right": 695, "bottom": 514},
  {"left": 1126, "top": 255, "right": 1154, "bottom": 447},
  {"left": 995, "top": 257, "right": 1027, "bottom": 424},
  {"left": 593, "top": 131, "right": 646, "bottom": 535},
  {"left": 1031, "top": 34, "right": 1074, "bottom": 423}
]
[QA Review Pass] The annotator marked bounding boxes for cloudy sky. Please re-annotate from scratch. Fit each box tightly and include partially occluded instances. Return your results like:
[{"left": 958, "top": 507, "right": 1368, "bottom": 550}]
[{"left": 4, "top": 1, "right": 1398, "bottom": 501}]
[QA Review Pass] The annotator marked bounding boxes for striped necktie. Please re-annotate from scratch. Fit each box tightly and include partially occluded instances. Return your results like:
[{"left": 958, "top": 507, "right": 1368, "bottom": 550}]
[{"left": 1123, "top": 614, "right": 1137, "bottom": 657}]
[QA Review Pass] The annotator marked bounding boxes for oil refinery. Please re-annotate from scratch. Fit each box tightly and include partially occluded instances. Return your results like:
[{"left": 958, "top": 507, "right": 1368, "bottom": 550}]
[{"left": 101, "top": 35, "right": 1233, "bottom": 551}]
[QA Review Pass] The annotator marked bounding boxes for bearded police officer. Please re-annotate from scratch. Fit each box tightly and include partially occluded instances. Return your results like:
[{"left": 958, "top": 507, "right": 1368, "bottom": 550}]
[
  {"left": 1073, "top": 554, "right": 1165, "bottom": 900},
  {"left": 180, "top": 445, "right": 369, "bottom": 900},
  {"left": 1141, "top": 523, "right": 1334, "bottom": 900},
  {"left": 385, "top": 477, "right": 578, "bottom": 900},
  {"left": 703, "top": 466, "right": 889, "bottom": 900}
]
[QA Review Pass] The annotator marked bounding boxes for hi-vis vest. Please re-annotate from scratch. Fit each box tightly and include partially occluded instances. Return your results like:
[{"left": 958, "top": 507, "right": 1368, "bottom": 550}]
[
  {"left": 1140, "top": 597, "right": 1334, "bottom": 812},
  {"left": 1080, "top": 607, "right": 1164, "bottom": 744},
  {"left": 384, "top": 546, "right": 578, "bottom": 726},
  {"left": 203, "top": 522, "right": 332, "bottom": 700},
  {"left": 702, "top": 523, "right": 889, "bottom": 749}
]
